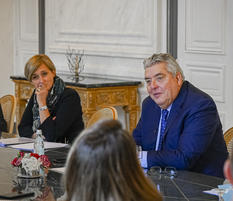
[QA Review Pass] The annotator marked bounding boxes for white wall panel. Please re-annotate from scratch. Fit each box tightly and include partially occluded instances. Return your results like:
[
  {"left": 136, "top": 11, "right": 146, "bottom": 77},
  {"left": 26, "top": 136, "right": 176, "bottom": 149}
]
[
  {"left": 14, "top": 0, "right": 38, "bottom": 76},
  {"left": 185, "top": 0, "right": 225, "bottom": 54},
  {"left": 178, "top": 0, "right": 233, "bottom": 131},
  {"left": 44, "top": 0, "right": 167, "bottom": 82},
  {"left": 185, "top": 62, "right": 225, "bottom": 102},
  {"left": 46, "top": 0, "right": 160, "bottom": 59},
  {"left": 19, "top": 0, "right": 38, "bottom": 42},
  {"left": 14, "top": 50, "right": 38, "bottom": 76}
]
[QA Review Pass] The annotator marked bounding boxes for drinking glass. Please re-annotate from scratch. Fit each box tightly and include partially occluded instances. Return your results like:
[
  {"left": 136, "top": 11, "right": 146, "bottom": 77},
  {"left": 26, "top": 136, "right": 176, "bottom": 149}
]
[
  {"left": 148, "top": 166, "right": 162, "bottom": 175},
  {"left": 164, "top": 167, "right": 177, "bottom": 178},
  {"left": 147, "top": 166, "right": 162, "bottom": 179},
  {"left": 147, "top": 166, "right": 177, "bottom": 179}
]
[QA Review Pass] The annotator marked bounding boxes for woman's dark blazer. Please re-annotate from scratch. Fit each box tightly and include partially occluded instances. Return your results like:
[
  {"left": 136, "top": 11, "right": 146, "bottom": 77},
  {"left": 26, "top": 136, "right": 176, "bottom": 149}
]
[{"left": 18, "top": 88, "right": 84, "bottom": 143}]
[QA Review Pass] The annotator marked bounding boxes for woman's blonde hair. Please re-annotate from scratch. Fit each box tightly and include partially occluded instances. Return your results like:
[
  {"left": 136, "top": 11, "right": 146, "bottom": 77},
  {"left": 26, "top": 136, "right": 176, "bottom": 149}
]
[
  {"left": 24, "top": 54, "right": 56, "bottom": 81},
  {"left": 63, "top": 120, "right": 162, "bottom": 201}
]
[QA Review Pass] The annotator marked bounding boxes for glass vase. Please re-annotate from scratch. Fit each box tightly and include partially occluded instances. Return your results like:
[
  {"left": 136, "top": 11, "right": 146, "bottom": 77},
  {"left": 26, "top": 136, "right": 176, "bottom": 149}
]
[{"left": 17, "top": 167, "right": 41, "bottom": 178}]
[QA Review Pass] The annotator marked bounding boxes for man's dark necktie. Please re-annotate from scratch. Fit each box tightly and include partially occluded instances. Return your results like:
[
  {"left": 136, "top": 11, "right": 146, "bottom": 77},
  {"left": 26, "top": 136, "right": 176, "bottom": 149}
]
[{"left": 158, "top": 109, "right": 169, "bottom": 151}]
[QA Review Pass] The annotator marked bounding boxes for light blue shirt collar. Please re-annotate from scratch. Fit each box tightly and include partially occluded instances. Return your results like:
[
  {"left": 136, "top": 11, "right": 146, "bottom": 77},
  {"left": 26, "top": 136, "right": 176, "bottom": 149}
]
[{"left": 162, "top": 104, "right": 172, "bottom": 113}]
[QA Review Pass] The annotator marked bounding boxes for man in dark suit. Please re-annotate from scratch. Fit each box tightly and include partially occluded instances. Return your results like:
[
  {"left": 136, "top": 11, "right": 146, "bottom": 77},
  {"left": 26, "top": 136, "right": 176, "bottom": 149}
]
[{"left": 133, "top": 53, "right": 228, "bottom": 178}]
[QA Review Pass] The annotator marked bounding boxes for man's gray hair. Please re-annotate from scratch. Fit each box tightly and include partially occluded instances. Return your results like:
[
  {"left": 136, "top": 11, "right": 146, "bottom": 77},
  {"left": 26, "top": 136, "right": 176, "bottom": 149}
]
[{"left": 143, "top": 53, "right": 185, "bottom": 80}]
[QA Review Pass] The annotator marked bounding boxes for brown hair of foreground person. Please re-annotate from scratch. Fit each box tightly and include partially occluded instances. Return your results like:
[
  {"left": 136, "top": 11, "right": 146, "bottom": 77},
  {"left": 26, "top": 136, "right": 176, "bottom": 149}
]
[{"left": 62, "top": 119, "right": 162, "bottom": 201}]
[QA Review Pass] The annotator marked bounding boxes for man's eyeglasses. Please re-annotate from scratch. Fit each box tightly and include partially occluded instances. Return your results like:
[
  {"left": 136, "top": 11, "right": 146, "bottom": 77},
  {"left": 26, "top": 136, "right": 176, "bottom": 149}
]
[{"left": 147, "top": 166, "right": 177, "bottom": 178}]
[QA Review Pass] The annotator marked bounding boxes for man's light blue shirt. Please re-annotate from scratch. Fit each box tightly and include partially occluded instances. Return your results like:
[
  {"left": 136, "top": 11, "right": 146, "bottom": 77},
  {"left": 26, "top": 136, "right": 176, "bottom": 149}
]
[{"left": 139, "top": 104, "right": 172, "bottom": 168}]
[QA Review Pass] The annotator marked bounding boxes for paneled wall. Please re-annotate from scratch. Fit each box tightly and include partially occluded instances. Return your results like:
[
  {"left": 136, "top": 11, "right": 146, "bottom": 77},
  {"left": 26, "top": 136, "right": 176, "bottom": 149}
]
[
  {"left": 13, "top": 0, "right": 167, "bottom": 128},
  {"left": 13, "top": 0, "right": 167, "bottom": 101},
  {"left": 12, "top": 0, "right": 233, "bottom": 131},
  {"left": 178, "top": 0, "right": 233, "bottom": 131},
  {"left": 45, "top": 0, "right": 167, "bottom": 101}
]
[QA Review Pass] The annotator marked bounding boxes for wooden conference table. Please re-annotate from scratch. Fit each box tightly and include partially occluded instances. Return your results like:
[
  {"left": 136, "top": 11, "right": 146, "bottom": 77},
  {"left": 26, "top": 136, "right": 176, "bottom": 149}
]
[
  {"left": 0, "top": 146, "right": 224, "bottom": 201},
  {"left": 10, "top": 75, "right": 141, "bottom": 133}
]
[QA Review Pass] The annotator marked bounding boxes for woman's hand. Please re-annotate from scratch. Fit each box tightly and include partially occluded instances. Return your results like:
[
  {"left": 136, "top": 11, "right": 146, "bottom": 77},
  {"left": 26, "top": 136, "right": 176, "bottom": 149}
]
[
  {"left": 35, "top": 84, "right": 48, "bottom": 107},
  {"left": 35, "top": 84, "right": 50, "bottom": 124}
]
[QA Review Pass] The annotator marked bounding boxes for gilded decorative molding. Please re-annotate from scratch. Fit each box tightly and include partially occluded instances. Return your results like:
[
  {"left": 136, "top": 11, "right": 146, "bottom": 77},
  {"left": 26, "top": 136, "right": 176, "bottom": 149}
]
[{"left": 20, "top": 85, "right": 34, "bottom": 99}]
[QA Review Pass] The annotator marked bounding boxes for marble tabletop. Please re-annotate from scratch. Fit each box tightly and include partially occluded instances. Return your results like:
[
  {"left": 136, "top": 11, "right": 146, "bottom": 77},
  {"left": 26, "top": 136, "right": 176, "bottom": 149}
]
[
  {"left": 0, "top": 146, "right": 224, "bottom": 200},
  {"left": 10, "top": 74, "right": 142, "bottom": 88},
  {"left": 149, "top": 170, "right": 223, "bottom": 201}
]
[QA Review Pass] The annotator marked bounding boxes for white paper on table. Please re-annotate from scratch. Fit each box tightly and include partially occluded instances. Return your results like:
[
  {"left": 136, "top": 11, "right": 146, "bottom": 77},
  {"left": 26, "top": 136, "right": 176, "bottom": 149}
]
[
  {"left": 203, "top": 184, "right": 233, "bottom": 198},
  {"left": 0, "top": 137, "right": 34, "bottom": 147},
  {"left": 203, "top": 188, "right": 219, "bottom": 196},
  {"left": 8, "top": 141, "right": 68, "bottom": 151},
  {"left": 49, "top": 167, "right": 65, "bottom": 174}
]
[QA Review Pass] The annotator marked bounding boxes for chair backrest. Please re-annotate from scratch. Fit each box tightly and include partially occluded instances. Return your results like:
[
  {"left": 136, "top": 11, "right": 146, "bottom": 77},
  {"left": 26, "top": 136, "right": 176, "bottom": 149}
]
[
  {"left": 86, "top": 106, "right": 118, "bottom": 128},
  {"left": 224, "top": 127, "right": 233, "bottom": 156},
  {"left": 0, "top": 95, "right": 16, "bottom": 134}
]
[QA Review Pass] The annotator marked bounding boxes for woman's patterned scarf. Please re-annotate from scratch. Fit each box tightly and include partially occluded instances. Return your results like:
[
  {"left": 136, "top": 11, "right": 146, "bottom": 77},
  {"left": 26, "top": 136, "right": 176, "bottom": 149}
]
[{"left": 32, "top": 76, "right": 65, "bottom": 132}]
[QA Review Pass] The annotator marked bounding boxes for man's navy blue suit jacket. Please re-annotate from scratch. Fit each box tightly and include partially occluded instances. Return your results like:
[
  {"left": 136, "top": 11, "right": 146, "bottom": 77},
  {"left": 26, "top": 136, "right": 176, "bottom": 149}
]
[{"left": 133, "top": 81, "right": 228, "bottom": 178}]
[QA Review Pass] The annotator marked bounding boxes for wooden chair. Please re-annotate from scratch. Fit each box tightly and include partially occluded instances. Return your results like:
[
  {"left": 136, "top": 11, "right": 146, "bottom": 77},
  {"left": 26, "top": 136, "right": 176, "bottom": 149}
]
[
  {"left": 224, "top": 127, "right": 233, "bottom": 156},
  {"left": 0, "top": 95, "right": 16, "bottom": 134},
  {"left": 86, "top": 106, "right": 118, "bottom": 128}
]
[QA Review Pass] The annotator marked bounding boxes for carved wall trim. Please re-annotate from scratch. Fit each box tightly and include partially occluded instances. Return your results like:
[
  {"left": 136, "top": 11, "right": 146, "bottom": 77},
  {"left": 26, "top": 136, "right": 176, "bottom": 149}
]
[
  {"left": 46, "top": 0, "right": 160, "bottom": 58},
  {"left": 185, "top": 62, "right": 225, "bottom": 102},
  {"left": 185, "top": 0, "right": 226, "bottom": 54},
  {"left": 18, "top": 0, "right": 38, "bottom": 42},
  {"left": 15, "top": 50, "right": 38, "bottom": 76}
]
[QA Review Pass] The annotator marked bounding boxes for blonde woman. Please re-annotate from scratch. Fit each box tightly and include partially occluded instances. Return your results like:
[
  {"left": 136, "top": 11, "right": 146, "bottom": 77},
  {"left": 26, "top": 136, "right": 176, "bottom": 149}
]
[{"left": 18, "top": 54, "right": 84, "bottom": 143}]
